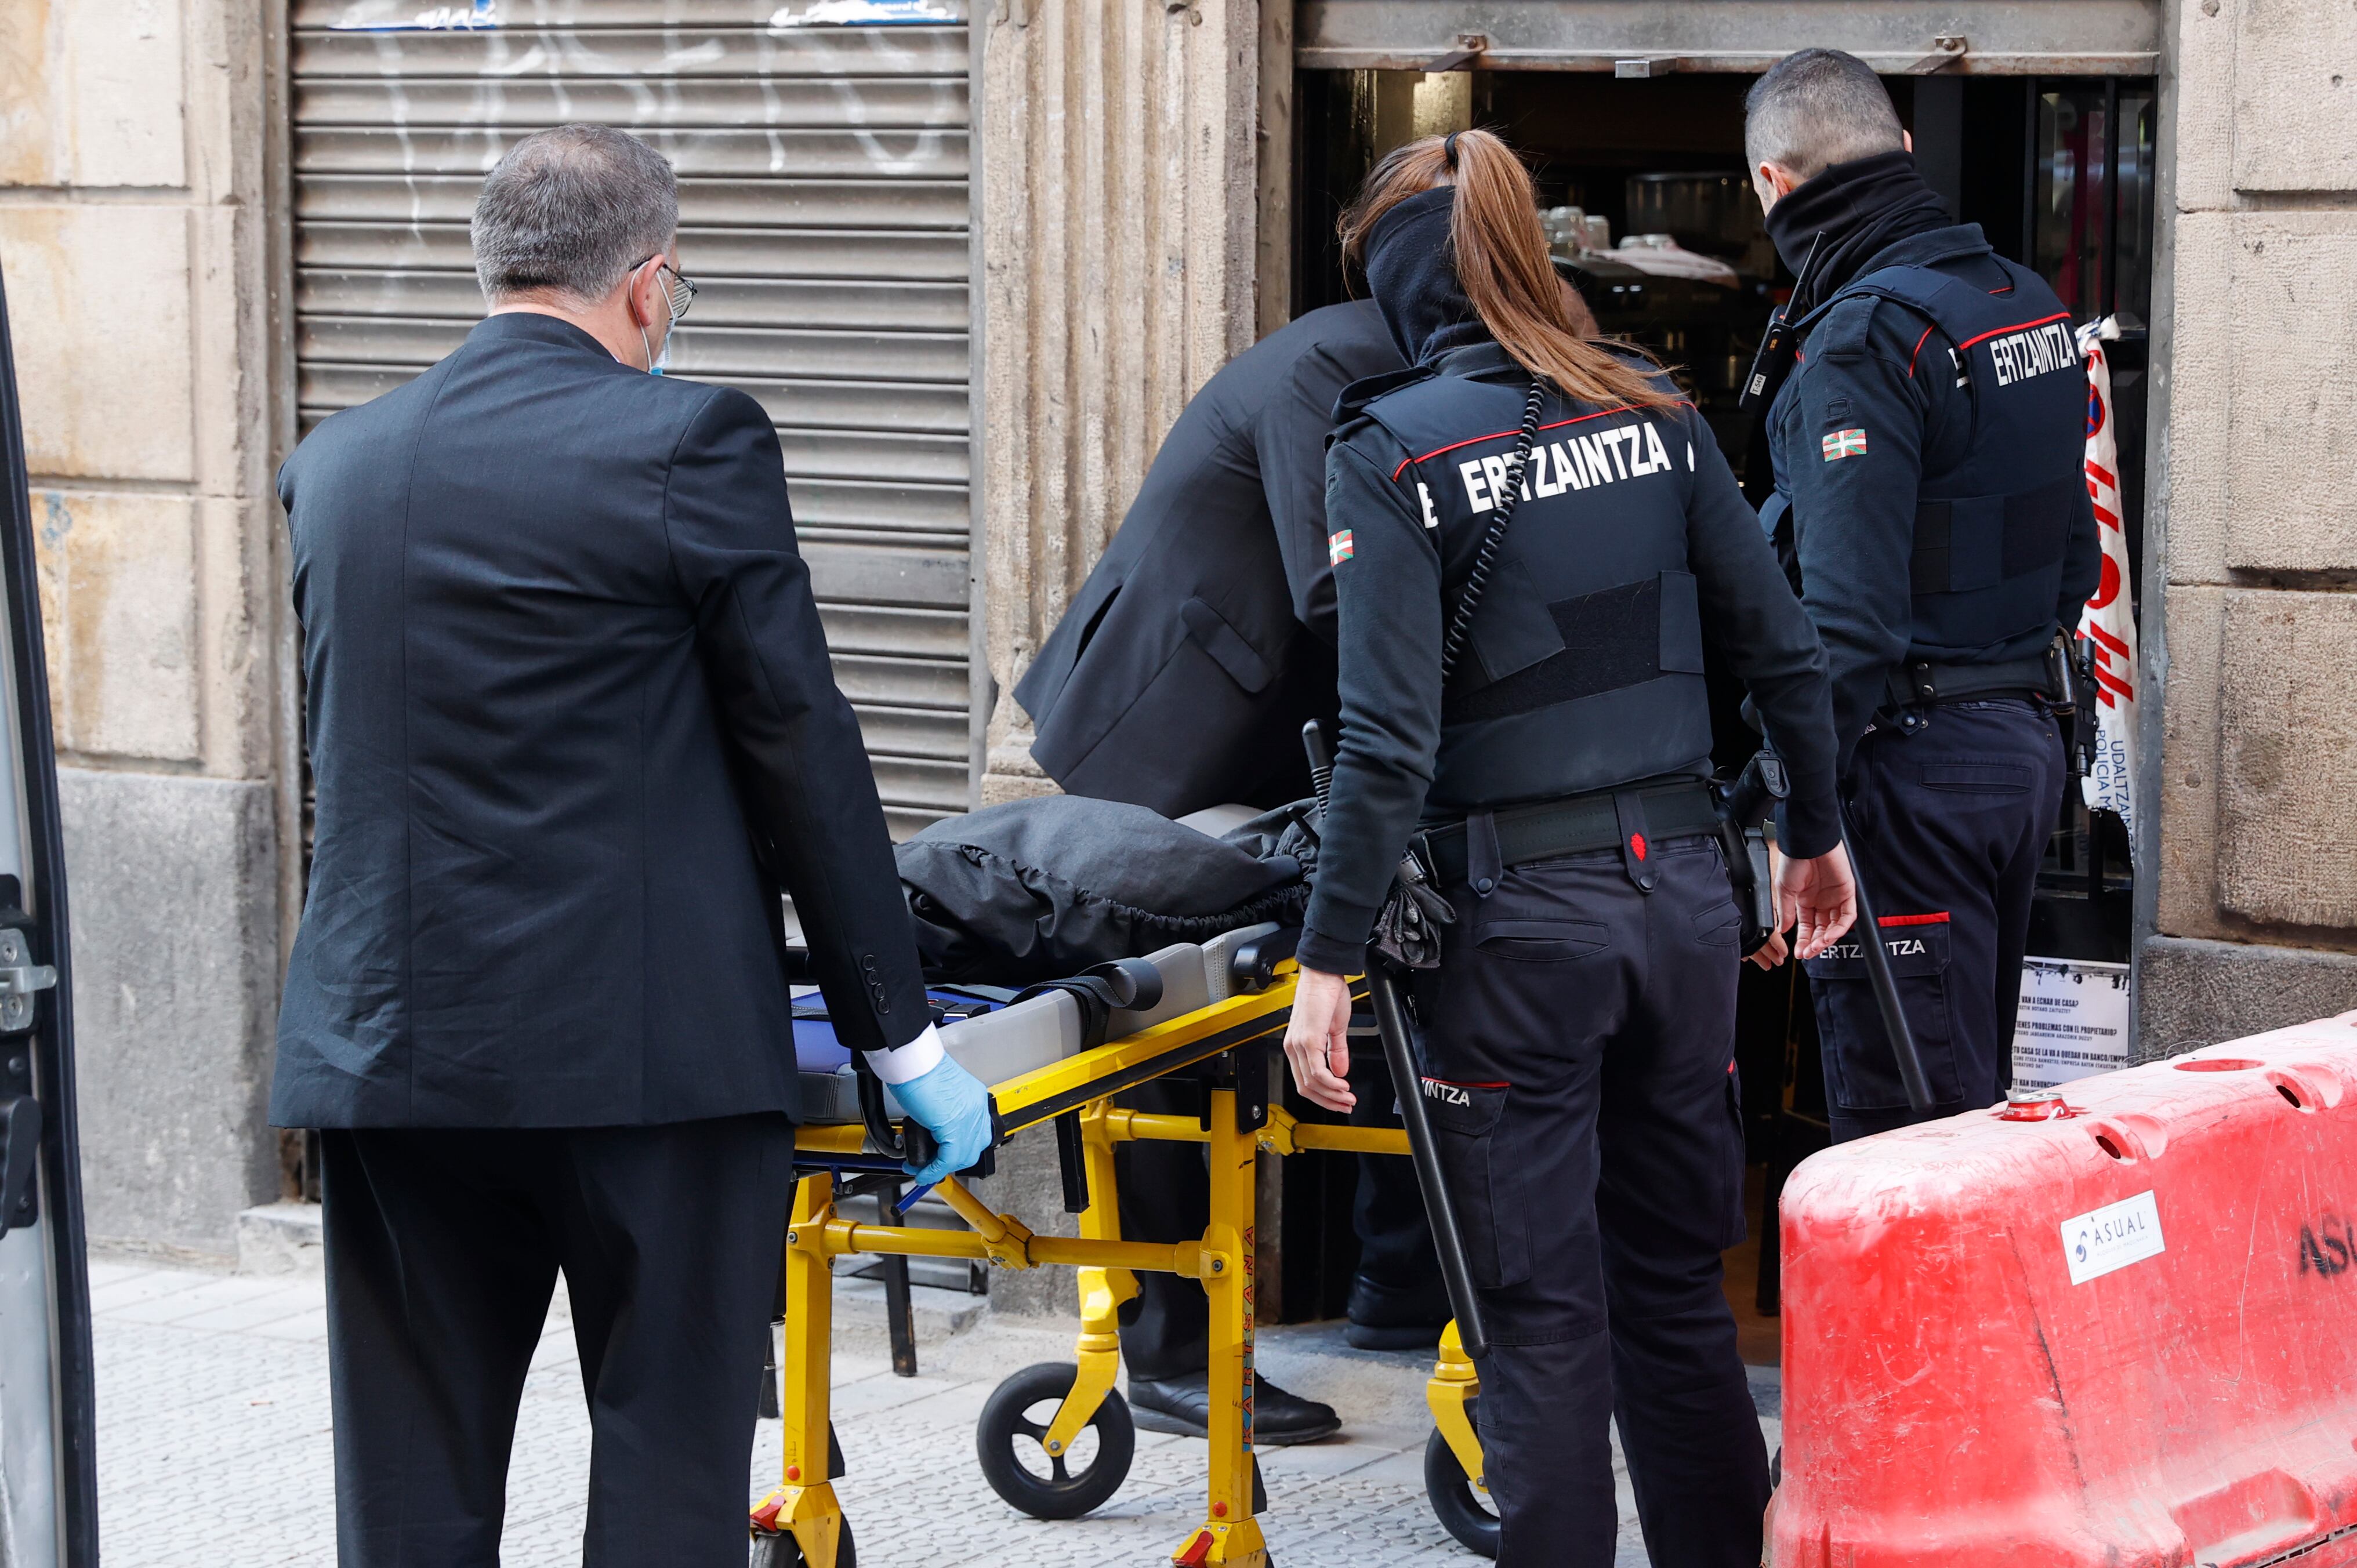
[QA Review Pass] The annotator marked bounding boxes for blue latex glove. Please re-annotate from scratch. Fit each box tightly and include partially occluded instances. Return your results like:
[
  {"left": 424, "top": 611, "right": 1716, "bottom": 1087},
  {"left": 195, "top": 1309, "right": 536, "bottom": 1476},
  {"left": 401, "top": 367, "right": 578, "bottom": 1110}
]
[{"left": 891, "top": 1055, "right": 993, "bottom": 1186}]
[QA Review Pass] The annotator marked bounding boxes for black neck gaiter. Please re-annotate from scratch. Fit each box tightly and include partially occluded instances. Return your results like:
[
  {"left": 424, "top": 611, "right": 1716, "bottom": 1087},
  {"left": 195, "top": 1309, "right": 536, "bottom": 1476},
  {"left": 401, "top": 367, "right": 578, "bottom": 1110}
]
[
  {"left": 1764, "top": 150, "right": 1953, "bottom": 308},
  {"left": 1363, "top": 186, "right": 1493, "bottom": 364}
]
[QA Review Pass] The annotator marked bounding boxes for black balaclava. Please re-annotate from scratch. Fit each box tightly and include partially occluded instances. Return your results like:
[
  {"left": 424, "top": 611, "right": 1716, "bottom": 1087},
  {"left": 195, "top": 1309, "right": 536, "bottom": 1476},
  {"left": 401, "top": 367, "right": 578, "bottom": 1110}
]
[
  {"left": 1763, "top": 148, "right": 1953, "bottom": 308},
  {"left": 1363, "top": 185, "right": 1493, "bottom": 364}
]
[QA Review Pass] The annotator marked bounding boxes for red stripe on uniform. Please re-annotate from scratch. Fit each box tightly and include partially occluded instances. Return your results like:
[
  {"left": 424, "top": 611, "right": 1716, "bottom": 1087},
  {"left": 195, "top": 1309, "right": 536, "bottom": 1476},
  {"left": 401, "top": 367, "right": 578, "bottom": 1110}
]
[
  {"left": 1388, "top": 401, "right": 1696, "bottom": 481},
  {"left": 1906, "top": 322, "right": 1937, "bottom": 378},
  {"left": 1955, "top": 311, "right": 2072, "bottom": 353},
  {"left": 1878, "top": 912, "right": 1952, "bottom": 927}
]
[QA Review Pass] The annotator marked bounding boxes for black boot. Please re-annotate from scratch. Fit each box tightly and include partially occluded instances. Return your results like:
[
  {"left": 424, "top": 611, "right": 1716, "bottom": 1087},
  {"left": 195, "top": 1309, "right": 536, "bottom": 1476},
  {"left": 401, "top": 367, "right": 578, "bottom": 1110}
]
[
  {"left": 1126, "top": 1371, "right": 1341, "bottom": 1446},
  {"left": 1344, "top": 1271, "right": 1453, "bottom": 1351}
]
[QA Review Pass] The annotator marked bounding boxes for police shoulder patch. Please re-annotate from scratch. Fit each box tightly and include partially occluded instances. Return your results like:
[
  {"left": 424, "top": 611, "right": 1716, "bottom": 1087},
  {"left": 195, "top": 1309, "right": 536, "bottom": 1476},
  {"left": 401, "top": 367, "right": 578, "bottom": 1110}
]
[
  {"left": 1821, "top": 428, "right": 1868, "bottom": 462},
  {"left": 1804, "top": 292, "right": 1885, "bottom": 358},
  {"left": 1332, "top": 364, "right": 1438, "bottom": 423},
  {"left": 1328, "top": 529, "right": 1355, "bottom": 564}
]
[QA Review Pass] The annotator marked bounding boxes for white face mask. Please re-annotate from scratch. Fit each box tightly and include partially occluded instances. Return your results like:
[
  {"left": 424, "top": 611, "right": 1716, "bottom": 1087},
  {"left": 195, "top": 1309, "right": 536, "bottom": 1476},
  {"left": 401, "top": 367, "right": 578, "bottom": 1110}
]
[{"left": 634, "top": 258, "right": 697, "bottom": 375}]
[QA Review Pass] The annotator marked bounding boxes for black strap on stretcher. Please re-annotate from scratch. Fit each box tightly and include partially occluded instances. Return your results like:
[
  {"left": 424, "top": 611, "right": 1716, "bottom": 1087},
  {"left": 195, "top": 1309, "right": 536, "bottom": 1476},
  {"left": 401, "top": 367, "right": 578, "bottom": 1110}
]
[
  {"left": 1013, "top": 959, "right": 1165, "bottom": 1215},
  {"left": 1011, "top": 959, "right": 1165, "bottom": 1053},
  {"left": 1303, "top": 723, "right": 1493, "bottom": 1363}
]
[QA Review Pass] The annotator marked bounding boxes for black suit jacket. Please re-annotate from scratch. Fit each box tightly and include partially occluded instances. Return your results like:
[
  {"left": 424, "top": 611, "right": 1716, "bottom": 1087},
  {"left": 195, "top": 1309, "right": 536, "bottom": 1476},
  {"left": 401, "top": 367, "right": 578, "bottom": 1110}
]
[
  {"left": 1014, "top": 302, "right": 1404, "bottom": 816},
  {"left": 274, "top": 311, "right": 928, "bottom": 1129}
]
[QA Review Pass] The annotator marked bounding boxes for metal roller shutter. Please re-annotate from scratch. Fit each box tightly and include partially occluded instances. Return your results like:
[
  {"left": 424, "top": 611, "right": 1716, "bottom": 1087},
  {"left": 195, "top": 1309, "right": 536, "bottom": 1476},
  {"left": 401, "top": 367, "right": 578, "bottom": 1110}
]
[
  {"left": 289, "top": 0, "right": 976, "bottom": 838},
  {"left": 1295, "top": 2, "right": 2162, "bottom": 75}
]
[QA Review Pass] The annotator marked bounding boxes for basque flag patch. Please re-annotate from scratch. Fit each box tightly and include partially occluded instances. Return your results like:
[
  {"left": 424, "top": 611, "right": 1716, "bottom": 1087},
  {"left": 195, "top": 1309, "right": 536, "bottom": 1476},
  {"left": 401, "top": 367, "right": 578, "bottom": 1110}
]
[
  {"left": 1329, "top": 529, "right": 1355, "bottom": 564},
  {"left": 1821, "top": 427, "right": 1869, "bottom": 462}
]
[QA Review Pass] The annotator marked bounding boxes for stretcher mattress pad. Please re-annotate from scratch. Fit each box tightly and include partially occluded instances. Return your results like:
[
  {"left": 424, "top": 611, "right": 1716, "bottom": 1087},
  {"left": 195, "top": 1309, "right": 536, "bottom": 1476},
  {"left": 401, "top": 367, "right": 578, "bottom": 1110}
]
[{"left": 790, "top": 925, "right": 1280, "bottom": 1124}]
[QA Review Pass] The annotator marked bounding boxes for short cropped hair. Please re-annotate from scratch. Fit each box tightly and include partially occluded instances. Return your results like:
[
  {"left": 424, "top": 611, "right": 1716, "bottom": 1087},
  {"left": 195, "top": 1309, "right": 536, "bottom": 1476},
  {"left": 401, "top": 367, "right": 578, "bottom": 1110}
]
[
  {"left": 1744, "top": 49, "right": 1906, "bottom": 183},
  {"left": 472, "top": 125, "right": 678, "bottom": 304}
]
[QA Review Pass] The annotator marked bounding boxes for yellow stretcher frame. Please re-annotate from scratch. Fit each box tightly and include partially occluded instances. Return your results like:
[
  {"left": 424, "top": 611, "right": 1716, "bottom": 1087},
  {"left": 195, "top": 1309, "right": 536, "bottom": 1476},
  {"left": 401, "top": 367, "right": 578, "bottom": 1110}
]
[{"left": 749, "top": 963, "right": 1488, "bottom": 1567}]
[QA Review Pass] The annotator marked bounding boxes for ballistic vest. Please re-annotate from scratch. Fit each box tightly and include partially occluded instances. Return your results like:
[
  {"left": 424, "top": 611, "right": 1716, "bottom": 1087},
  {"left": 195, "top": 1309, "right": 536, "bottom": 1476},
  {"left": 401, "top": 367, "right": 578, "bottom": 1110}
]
[
  {"left": 1339, "top": 346, "right": 1716, "bottom": 815},
  {"left": 1784, "top": 253, "right": 2083, "bottom": 684}
]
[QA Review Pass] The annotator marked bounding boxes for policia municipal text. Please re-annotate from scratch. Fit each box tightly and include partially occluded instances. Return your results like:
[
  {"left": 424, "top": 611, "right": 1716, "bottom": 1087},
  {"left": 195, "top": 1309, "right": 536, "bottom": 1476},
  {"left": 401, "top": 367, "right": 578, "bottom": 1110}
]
[
  {"left": 1281, "top": 132, "right": 1858, "bottom": 1567},
  {"left": 1742, "top": 53, "right": 2101, "bottom": 1139}
]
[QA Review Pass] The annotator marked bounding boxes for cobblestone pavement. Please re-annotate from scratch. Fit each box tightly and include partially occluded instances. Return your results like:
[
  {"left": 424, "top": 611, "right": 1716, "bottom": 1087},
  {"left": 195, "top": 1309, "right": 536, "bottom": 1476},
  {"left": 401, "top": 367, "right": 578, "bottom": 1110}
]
[{"left": 91, "top": 1255, "right": 1777, "bottom": 1566}]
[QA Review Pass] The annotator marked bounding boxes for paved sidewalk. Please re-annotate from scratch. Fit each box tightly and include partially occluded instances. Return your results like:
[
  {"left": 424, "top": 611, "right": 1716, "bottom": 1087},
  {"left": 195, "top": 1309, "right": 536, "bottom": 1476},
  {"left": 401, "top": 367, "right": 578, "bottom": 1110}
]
[{"left": 90, "top": 1255, "right": 1776, "bottom": 1566}]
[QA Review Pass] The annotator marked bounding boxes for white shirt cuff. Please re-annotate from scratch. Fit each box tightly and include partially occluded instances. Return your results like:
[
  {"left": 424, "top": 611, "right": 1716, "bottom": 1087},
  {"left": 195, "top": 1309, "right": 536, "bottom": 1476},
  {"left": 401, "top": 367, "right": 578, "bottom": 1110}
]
[{"left": 865, "top": 1022, "right": 945, "bottom": 1085}]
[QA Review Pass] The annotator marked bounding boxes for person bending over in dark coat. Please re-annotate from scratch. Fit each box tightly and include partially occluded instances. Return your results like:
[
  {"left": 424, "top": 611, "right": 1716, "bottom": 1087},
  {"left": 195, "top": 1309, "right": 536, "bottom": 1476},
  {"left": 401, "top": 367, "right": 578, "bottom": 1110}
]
[{"left": 1012, "top": 283, "right": 1600, "bottom": 1439}]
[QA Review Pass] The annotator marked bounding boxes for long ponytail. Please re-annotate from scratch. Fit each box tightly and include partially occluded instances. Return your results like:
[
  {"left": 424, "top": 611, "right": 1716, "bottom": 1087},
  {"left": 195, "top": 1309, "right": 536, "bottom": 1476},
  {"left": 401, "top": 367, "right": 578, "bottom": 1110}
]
[{"left": 1340, "top": 129, "right": 1681, "bottom": 412}]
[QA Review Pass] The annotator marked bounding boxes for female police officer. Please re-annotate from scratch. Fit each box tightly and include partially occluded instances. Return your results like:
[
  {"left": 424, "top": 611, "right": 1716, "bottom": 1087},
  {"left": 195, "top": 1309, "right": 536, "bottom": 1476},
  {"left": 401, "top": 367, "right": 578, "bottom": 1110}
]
[{"left": 1281, "top": 130, "right": 1857, "bottom": 1566}]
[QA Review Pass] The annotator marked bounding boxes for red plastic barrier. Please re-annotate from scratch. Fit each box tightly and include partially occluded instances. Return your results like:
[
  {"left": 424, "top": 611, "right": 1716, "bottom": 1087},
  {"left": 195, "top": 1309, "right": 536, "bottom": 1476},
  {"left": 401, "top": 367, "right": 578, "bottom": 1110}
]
[{"left": 1776, "top": 1014, "right": 2357, "bottom": 1568}]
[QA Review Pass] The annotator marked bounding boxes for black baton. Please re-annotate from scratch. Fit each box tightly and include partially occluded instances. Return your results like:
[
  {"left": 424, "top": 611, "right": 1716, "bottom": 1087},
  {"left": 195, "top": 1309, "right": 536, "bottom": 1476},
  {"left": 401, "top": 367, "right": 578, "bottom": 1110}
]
[
  {"left": 1362, "top": 961, "right": 1491, "bottom": 1362},
  {"left": 1836, "top": 806, "right": 1935, "bottom": 1115},
  {"left": 1301, "top": 723, "right": 1491, "bottom": 1360}
]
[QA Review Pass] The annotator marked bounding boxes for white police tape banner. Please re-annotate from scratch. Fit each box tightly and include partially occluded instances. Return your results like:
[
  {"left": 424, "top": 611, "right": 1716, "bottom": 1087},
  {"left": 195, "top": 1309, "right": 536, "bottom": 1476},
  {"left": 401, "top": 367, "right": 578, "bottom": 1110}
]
[{"left": 2076, "top": 318, "right": 2138, "bottom": 834}]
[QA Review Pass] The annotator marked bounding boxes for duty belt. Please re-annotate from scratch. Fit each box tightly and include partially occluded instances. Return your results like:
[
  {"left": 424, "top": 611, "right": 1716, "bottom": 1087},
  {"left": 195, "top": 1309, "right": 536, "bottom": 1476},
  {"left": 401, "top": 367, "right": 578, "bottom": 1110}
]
[
  {"left": 1413, "top": 779, "right": 1721, "bottom": 890},
  {"left": 1885, "top": 654, "right": 2050, "bottom": 710}
]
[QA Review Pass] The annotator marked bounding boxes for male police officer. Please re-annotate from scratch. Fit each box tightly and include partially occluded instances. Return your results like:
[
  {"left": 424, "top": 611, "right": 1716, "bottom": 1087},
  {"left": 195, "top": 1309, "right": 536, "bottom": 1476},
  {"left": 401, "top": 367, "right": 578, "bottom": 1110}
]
[{"left": 1745, "top": 51, "right": 2100, "bottom": 1139}]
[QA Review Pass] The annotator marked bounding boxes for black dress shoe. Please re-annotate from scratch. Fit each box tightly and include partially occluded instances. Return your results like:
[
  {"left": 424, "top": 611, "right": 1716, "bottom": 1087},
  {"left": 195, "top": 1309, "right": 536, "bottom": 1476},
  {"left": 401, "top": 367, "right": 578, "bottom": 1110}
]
[
  {"left": 1127, "top": 1371, "right": 1341, "bottom": 1446},
  {"left": 1344, "top": 1272, "right": 1452, "bottom": 1351}
]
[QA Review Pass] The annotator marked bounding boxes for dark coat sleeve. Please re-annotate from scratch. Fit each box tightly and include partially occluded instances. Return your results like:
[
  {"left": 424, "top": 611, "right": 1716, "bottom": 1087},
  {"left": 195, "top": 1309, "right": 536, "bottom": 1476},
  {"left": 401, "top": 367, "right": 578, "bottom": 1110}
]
[
  {"left": 1259, "top": 344, "right": 1357, "bottom": 645},
  {"left": 1296, "top": 425, "right": 1441, "bottom": 975},
  {"left": 662, "top": 388, "right": 930, "bottom": 1051},
  {"left": 1783, "top": 301, "right": 1937, "bottom": 771},
  {"left": 1680, "top": 406, "right": 1842, "bottom": 858}
]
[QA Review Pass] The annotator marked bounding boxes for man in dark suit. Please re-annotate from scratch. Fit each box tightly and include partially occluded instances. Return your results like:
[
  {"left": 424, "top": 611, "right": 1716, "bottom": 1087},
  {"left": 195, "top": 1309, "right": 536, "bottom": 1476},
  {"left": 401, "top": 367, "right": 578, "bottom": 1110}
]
[{"left": 275, "top": 125, "right": 991, "bottom": 1567}]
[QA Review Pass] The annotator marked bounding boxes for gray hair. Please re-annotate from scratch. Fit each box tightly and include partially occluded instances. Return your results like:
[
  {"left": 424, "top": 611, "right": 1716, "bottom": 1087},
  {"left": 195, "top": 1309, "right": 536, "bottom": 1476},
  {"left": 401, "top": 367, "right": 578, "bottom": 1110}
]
[
  {"left": 471, "top": 125, "right": 679, "bottom": 304},
  {"left": 1744, "top": 50, "right": 1905, "bottom": 183}
]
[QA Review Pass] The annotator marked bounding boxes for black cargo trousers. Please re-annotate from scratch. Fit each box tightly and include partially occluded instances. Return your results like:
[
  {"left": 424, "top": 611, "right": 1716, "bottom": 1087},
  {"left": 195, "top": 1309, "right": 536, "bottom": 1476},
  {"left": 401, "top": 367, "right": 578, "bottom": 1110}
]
[
  {"left": 1409, "top": 835, "right": 1769, "bottom": 1567},
  {"left": 1805, "top": 698, "right": 2068, "bottom": 1142}
]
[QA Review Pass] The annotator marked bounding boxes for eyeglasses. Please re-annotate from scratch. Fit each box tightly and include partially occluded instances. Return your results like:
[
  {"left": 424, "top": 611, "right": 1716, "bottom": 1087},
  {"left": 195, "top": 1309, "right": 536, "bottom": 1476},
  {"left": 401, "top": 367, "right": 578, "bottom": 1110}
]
[{"left": 637, "top": 255, "right": 699, "bottom": 325}]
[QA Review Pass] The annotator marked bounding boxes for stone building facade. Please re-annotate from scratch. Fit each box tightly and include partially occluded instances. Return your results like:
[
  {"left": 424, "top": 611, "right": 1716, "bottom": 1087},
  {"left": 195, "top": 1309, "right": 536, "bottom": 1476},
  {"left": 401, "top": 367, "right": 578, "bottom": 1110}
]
[
  {"left": 2135, "top": 0, "right": 2357, "bottom": 1048},
  {"left": 2, "top": 0, "right": 2351, "bottom": 1252},
  {"left": 0, "top": 1, "right": 287, "bottom": 1257}
]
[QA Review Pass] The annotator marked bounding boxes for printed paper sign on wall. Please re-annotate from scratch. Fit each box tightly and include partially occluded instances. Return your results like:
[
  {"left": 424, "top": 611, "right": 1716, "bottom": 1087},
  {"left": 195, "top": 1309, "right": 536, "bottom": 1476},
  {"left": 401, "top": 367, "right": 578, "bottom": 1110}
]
[{"left": 2013, "top": 956, "right": 2131, "bottom": 1091}]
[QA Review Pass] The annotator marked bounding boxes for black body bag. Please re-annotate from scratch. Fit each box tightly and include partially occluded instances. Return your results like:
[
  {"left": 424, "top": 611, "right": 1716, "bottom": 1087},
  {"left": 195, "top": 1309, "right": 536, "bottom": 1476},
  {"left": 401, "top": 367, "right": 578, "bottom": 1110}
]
[{"left": 895, "top": 795, "right": 1317, "bottom": 983}]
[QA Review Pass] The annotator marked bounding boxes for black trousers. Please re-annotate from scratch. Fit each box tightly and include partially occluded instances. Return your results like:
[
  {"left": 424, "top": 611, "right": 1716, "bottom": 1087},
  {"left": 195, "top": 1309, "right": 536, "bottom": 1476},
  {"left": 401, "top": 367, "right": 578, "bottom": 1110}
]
[
  {"left": 1409, "top": 836, "right": 1767, "bottom": 1568},
  {"left": 320, "top": 1115, "right": 798, "bottom": 1567},
  {"left": 1347, "top": 1051, "right": 1444, "bottom": 1311},
  {"left": 1113, "top": 1079, "right": 1212, "bottom": 1380},
  {"left": 1807, "top": 698, "right": 2067, "bottom": 1142},
  {"left": 1114, "top": 1068, "right": 1439, "bottom": 1379}
]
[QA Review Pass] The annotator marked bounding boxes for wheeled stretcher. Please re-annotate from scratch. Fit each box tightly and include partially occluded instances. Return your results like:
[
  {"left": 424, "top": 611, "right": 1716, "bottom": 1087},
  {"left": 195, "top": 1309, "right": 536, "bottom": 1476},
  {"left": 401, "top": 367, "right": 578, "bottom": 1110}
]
[{"left": 747, "top": 925, "right": 1496, "bottom": 1565}]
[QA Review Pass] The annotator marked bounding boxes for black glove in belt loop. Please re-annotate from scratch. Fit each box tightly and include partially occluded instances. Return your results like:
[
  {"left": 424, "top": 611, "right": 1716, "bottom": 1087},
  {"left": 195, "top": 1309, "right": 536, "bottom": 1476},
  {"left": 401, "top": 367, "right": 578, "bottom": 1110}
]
[
  {"left": 1466, "top": 810, "right": 1502, "bottom": 899},
  {"left": 1613, "top": 789, "right": 1658, "bottom": 892}
]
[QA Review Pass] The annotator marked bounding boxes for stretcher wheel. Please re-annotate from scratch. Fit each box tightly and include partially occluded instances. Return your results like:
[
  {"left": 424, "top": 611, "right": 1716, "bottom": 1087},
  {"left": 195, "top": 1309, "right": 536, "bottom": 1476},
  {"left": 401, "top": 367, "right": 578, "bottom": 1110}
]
[
  {"left": 748, "top": 1517, "right": 854, "bottom": 1568},
  {"left": 1424, "top": 1424, "right": 1499, "bottom": 1558},
  {"left": 976, "top": 1362, "right": 1135, "bottom": 1520}
]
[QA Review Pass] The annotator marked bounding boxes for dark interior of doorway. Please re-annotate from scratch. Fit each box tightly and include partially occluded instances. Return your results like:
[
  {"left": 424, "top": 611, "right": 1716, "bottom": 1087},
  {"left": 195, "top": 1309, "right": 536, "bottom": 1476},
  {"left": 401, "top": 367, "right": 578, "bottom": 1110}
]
[{"left": 1273, "top": 67, "right": 2156, "bottom": 1335}]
